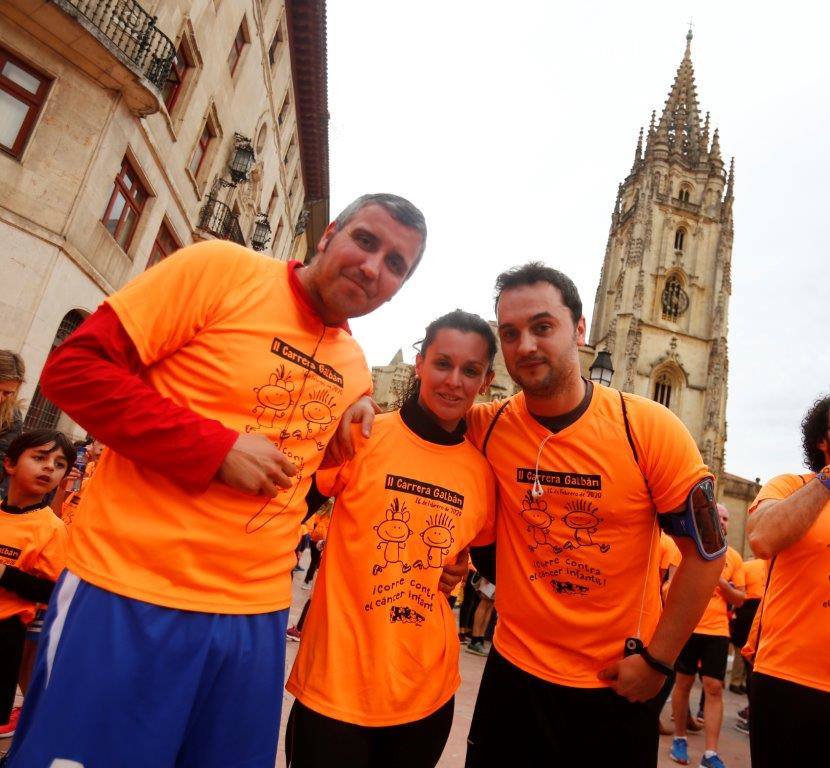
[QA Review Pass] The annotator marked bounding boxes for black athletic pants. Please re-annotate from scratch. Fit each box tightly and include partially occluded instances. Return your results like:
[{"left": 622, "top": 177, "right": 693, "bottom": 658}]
[
  {"left": 0, "top": 616, "right": 25, "bottom": 723},
  {"left": 466, "top": 648, "right": 660, "bottom": 768},
  {"left": 285, "top": 697, "right": 454, "bottom": 767},
  {"left": 303, "top": 544, "right": 322, "bottom": 584},
  {"left": 749, "top": 671, "right": 830, "bottom": 767}
]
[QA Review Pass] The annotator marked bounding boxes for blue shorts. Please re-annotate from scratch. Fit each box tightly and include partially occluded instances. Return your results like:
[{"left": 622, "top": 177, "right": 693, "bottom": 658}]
[{"left": 6, "top": 571, "right": 288, "bottom": 768}]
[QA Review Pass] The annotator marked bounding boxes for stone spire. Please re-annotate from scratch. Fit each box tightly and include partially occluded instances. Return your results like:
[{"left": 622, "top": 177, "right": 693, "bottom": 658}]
[
  {"left": 709, "top": 127, "right": 723, "bottom": 170},
  {"left": 657, "top": 30, "right": 704, "bottom": 162},
  {"left": 726, "top": 157, "right": 735, "bottom": 198},
  {"left": 631, "top": 127, "right": 643, "bottom": 173}
]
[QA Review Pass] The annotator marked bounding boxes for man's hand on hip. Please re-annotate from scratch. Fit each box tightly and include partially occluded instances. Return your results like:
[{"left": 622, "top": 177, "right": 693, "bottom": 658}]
[
  {"left": 597, "top": 654, "right": 666, "bottom": 702},
  {"left": 217, "top": 433, "right": 297, "bottom": 496}
]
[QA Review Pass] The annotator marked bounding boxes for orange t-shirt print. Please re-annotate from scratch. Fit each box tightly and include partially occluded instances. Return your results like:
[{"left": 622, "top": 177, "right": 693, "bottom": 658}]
[
  {"left": 749, "top": 473, "right": 830, "bottom": 692},
  {"left": 286, "top": 412, "right": 496, "bottom": 726},
  {"left": 466, "top": 385, "right": 711, "bottom": 688},
  {"left": 67, "top": 242, "right": 372, "bottom": 614}
]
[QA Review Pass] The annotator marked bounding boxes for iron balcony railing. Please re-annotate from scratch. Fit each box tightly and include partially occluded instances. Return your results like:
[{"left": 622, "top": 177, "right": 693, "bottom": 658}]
[
  {"left": 54, "top": 0, "right": 175, "bottom": 91},
  {"left": 199, "top": 196, "right": 246, "bottom": 246}
]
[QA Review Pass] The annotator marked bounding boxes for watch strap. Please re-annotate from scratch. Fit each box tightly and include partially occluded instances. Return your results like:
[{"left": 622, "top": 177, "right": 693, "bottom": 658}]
[{"left": 641, "top": 646, "right": 673, "bottom": 677}]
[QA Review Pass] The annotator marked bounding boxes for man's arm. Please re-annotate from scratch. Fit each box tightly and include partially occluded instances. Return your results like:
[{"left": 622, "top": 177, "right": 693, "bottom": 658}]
[
  {"left": 41, "top": 305, "right": 295, "bottom": 496},
  {"left": 599, "top": 533, "right": 723, "bottom": 701},
  {"left": 718, "top": 578, "right": 745, "bottom": 606},
  {"left": 747, "top": 478, "right": 830, "bottom": 559}
]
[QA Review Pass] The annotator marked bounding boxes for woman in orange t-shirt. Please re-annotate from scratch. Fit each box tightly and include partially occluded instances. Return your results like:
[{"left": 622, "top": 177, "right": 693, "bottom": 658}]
[{"left": 285, "top": 311, "right": 498, "bottom": 768}]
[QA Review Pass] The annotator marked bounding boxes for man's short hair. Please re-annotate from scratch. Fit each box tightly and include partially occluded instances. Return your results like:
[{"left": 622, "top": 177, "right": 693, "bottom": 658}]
[
  {"left": 333, "top": 193, "right": 427, "bottom": 269},
  {"left": 801, "top": 395, "right": 830, "bottom": 472},
  {"left": 494, "top": 262, "right": 583, "bottom": 324}
]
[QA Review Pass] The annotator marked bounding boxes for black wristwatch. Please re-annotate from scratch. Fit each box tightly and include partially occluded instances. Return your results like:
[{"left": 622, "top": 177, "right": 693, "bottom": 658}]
[{"left": 640, "top": 646, "right": 674, "bottom": 677}]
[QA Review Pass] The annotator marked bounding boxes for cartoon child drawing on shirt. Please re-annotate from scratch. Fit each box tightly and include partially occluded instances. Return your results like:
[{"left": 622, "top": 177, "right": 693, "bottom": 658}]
[
  {"left": 553, "top": 499, "right": 610, "bottom": 554},
  {"left": 519, "top": 489, "right": 555, "bottom": 552},
  {"left": 250, "top": 365, "right": 295, "bottom": 430},
  {"left": 373, "top": 498, "right": 413, "bottom": 575},
  {"left": 414, "top": 513, "right": 455, "bottom": 569}
]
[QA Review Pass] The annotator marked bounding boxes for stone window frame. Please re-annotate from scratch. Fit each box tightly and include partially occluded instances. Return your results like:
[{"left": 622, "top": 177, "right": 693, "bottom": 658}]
[
  {"left": 186, "top": 103, "right": 223, "bottom": 197},
  {"left": 677, "top": 183, "right": 693, "bottom": 203},
  {"left": 268, "top": 16, "right": 286, "bottom": 68},
  {"left": 145, "top": 217, "right": 182, "bottom": 271},
  {"left": 227, "top": 16, "right": 250, "bottom": 77},
  {"left": 650, "top": 362, "right": 685, "bottom": 415},
  {"left": 101, "top": 155, "right": 150, "bottom": 253},
  {"left": 162, "top": 22, "right": 202, "bottom": 125},
  {"left": 673, "top": 226, "right": 686, "bottom": 252},
  {"left": 0, "top": 45, "right": 52, "bottom": 159}
]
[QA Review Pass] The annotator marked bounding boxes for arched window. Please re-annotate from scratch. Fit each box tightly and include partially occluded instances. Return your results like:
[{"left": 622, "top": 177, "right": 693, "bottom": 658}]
[
  {"left": 679, "top": 187, "right": 691, "bottom": 203},
  {"left": 255, "top": 123, "right": 268, "bottom": 154},
  {"left": 661, "top": 274, "right": 689, "bottom": 321},
  {"left": 653, "top": 371, "right": 673, "bottom": 408},
  {"left": 674, "top": 228, "right": 685, "bottom": 251},
  {"left": 24, "top": 310, "right": 87, "bottom": 429}
]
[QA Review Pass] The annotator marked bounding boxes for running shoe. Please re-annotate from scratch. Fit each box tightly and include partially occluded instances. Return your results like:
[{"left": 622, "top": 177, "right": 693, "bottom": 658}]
[
  {"left": 286, "top": 626, "right": 301, "bottom": 642},
  {"left": 700, "top": 753, "right": 726, "bottom": 768},
  {"left": 466, "top": 641, "right": 488, "bottom": 656},
  {"left": 696, "top": 709, "right": 705, "bottom": 722},
  {"left": 734, "top": 720, "right": 749, "bottom": 735},
  {"left": 670, "top": 737, "right": 689, "bottom": 765},
  {"left": 0, "top": 706, "right": 20, "bottom": 739},
  {"left": 737, "top": 705, "right": 749, "bottom": 722}
]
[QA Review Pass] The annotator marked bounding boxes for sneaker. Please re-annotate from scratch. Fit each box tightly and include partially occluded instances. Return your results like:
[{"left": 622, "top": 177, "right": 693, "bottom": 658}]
[
  {"left": 734, "top": 719, "right": 749, "bottom": 735},
  {"left": 737, "top": 706, "right": 749, "bottom": 722},
  {"left": 696, "top": 709, "right": 705, "bottom": 722},
  {"left": 466, "top": 641, "right": 488, "bottom": 656},
  {"left": 670, "top": 737, "right": 689, "bottom": 765},
  {"left": 301, "top": 582, "right": 312, "bottom": 590},
  {"left": 0, "top": 706, "right": 20, "bottom": 739},
  {"left": 700, "top": 753, "right": 726, "bottom": 768},
  {"left": 286, "top": 626, "right": 301, "bottom": 642}
]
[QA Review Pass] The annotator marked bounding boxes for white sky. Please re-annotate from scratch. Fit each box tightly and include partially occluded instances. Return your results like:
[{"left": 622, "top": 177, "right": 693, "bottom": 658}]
[{"left": 326, "top": 1, "right": 830, "bottom": 484}]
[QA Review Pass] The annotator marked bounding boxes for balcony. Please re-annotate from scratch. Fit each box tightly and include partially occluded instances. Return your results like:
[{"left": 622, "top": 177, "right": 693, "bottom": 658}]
[
  {"left": 4, "top": 0, "right": 175, "bottom": 116},
  {"left": 198, "top": 196, "right": 246, "bottom": 246},
  {"left": 655, "top": 192, "right": 701, "bottom": 215}
]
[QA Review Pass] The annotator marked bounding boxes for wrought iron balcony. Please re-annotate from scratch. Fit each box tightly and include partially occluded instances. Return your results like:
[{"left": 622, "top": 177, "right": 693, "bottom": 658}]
[
  {"left": 54, "top": 0, "right": 175, "bottom": 90},
  {"left": 199, "top": 196, "right": 246, "bottom": 246}
]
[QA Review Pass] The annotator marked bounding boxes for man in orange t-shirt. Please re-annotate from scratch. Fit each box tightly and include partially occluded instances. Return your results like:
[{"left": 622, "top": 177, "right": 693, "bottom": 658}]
[
  {"left": 743, "top": 395, "right": 830, "bottom": 768},
  {"left": 459, "top": 264, "right": 726, "bottom": 767},
  {"left": 670, "top": 505, "right": 745, "bottom": 767},
  {"left": 5, "top": 195, "right": 427, "bottom": 768}
]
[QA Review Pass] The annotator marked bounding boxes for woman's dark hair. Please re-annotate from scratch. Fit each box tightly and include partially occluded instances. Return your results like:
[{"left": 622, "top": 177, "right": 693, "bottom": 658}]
[
  {"left": 2, "top": 429, "right": 77, "bottom": 478},
  {"left": 801, "top": 395, "right": 830, "bottom": 472},
  {"left": 494, "top": 261, "right": 583, "bottom": 324},
  {"left": 397, "top": 310, "right": 497, "bottom": 408}
]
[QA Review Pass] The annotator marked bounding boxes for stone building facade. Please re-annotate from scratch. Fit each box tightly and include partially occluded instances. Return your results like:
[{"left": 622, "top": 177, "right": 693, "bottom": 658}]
[
  {"left": 0, "top": 0, "right": 328, "bottom": 435},
  {"left": 580, "top": 32, "right": 759, "bottom": 553}
]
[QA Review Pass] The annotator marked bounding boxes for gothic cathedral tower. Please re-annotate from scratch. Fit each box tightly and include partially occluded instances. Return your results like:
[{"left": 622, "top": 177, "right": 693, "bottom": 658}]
[{"left": 589, "top": 31, "right": 734, "bottom": 476}]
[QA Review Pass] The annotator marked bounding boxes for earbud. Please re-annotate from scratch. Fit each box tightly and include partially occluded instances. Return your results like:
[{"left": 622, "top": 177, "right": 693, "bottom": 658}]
[{"left": 531, "top": 481, "right": 544, "bottom": 499}]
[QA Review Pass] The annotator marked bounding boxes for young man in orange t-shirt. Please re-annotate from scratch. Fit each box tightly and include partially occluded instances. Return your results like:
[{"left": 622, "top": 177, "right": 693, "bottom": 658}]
[
  {"left": 743, "top": 395, "right": 830, "bottom": 768},
  {"left": 458, "top": 263, "right": 726, "bottom": 768},
  {"left": 670, "top": 504, "right": 745, "bottom": 767},
  {"left": 5, "top": 195, "right": 427, "bottom": 768}
]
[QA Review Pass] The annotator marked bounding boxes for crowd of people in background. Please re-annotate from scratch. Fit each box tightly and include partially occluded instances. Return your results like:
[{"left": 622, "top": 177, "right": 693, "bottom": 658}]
[{"left": 0, "top": 195, "right": 827, "bottom": 768}]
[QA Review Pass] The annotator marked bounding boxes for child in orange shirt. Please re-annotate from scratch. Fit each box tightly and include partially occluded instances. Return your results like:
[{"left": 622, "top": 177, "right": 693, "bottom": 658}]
[
  {"left": 0, "top": 430, "right": 74, "bottom": 737},
  {"left": 286, "top": 311, "right": 498, "bottom": 767}
]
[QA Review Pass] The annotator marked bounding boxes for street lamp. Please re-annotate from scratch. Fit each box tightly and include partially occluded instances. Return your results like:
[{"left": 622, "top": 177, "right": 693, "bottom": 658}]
[
  {"left": 589, "top": 350, "right": 614, "bottom": 387},
  {"left": 251, "top": 213, "right": 272, "bottom": 251},
  {"left": 229, "top": 134, "right": 255, "bottom": 183}
]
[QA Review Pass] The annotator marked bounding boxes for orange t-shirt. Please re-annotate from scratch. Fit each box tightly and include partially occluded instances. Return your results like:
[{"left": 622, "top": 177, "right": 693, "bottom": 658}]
[
  {"left": 0, "top": 504, "right": 68, "bottom": 624},
  {"left": 466, "top": 385, "right": 711, "bottom": 687},
  {"left": 287, "top": 412, "right": 496, "bottom": 725},
  {"left": 749, "top": 473, "right": 830, "bottom": 692},
  {"left": 691, "top": 546, "right": 744, "bottom": 637},
  {"left": 742, "top": 557, "right": 768, "bottom": 601},
  {"left": 67, "top": 242, "right": 372, "bottom": 613}
]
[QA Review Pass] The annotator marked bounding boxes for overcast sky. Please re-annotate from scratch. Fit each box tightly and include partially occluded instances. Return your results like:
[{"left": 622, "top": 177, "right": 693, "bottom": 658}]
[{"left": 325, "top": 1, "right": 829, "bottom": 484}]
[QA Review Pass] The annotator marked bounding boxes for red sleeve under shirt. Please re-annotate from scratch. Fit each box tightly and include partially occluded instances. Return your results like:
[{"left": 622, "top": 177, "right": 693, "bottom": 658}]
[{"left": 40, "top": 261, "right": 348, "bottom": 494}]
